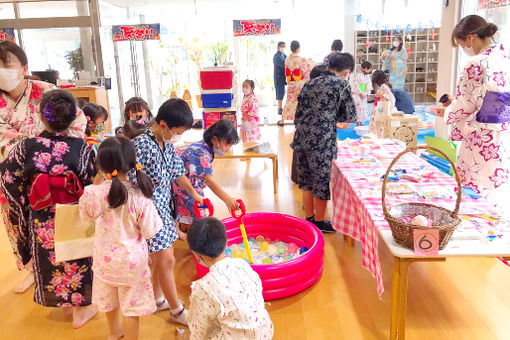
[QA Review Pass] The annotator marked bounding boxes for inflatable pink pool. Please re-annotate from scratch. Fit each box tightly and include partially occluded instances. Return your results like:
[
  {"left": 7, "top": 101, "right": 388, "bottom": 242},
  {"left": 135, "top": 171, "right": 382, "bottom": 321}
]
[{"left": 195, "top": 212, "right": 325, "bottom": 301}]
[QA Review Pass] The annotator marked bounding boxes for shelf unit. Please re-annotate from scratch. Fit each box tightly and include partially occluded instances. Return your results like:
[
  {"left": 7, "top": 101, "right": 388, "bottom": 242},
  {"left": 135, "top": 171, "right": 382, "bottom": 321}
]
[{"left": 354, "top": 28, "right": 440, "bottom": 103}]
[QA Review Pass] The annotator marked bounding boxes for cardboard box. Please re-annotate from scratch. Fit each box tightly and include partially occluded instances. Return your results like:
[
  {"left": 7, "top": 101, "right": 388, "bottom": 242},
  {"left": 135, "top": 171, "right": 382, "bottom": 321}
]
[
  {"left": 376, "top": 114, "right": 419, "bottom": 148},
  {"left": 203, "top": 108, "right": 237, "bottom": 129}
]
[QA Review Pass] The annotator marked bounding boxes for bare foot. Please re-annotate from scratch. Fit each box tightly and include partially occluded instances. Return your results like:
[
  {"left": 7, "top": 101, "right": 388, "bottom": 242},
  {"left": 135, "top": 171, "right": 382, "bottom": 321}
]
[
  {"left": 13, "top": 271, "right": 34, "bottom": 294},
  {"left": 63, "top": 305, "right": 73, "bottom": 316},
  {"left": 108, "top": 331, "right": 124, "bottom": 340},
  {"left": 72, "top": 304, "right": 98, "bottom": 329}
]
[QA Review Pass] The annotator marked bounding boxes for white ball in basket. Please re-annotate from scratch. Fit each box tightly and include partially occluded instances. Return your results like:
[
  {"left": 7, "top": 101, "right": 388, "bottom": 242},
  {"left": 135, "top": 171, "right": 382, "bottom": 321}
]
[{"left": 411, "top": 215, "right": 432, "bottom": 227}]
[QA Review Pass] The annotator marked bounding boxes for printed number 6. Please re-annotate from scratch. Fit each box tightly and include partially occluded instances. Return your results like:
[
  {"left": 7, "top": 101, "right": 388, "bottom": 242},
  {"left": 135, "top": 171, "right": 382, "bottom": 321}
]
[{"left": 419, "top": 234, "right": 433, "bottom": 250}]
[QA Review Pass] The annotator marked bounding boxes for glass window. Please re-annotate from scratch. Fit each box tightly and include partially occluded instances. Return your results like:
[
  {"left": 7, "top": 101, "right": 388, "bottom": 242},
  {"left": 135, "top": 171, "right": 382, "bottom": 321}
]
[
  {"left": 18, "top": 1, "right": 88, "bottom": 18},
  {"left": 0, "top": 3, "right": 15, "bottom": 20},
  {"left": 22, "top": 27, "right": 96, "bottom": 81}
]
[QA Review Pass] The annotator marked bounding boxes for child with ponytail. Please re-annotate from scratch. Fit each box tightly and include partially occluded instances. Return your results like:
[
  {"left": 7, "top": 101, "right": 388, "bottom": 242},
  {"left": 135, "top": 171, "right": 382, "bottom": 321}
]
[{"left": 79, "top": 136, "right": 163, "bottom": 340}]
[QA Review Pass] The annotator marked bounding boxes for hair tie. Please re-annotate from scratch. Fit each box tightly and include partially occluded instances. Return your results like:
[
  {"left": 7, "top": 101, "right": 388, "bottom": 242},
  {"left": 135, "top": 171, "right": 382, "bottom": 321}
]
[
  {"left": 42, "top": 103, "right": 55, "bottom": 122},
  {"left": 135, "top": 164, "right": 143, "bottom": 171},
  {"left": 105, "top": 169, "right": 118, "bottom": 180}
]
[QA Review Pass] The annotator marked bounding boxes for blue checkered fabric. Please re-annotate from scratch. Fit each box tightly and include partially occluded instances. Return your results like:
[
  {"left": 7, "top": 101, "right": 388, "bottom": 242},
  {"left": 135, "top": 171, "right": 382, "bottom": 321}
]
[{"left": 130, "top": 128, "right": 186, "bottom": 253}]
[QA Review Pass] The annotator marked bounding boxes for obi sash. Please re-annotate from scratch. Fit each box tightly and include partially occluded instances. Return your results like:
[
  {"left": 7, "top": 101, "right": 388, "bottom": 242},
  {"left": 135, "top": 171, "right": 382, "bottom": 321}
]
[
  {"left": 476, "top": 91, "right": 510, "bottom": 124},
  {"left": 285, "top": 67, "right": 304, "bottom": 82},
  {"left": 28, "top": 172, "right": 84, "bottom": 211}
]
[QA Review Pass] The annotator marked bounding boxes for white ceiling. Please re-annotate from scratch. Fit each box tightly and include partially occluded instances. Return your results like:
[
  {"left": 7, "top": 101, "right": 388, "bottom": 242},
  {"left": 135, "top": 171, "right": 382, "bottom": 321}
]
[{"left": 102, "top": 0, "right": 293, "bottom": 18}]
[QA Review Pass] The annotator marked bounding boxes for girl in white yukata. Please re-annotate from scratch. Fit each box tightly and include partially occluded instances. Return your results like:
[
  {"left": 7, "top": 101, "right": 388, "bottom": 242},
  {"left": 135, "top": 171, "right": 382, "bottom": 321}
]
[
  {"left": 352, "top": 61, "right": 373, "bottom": 126},
  {"left": 446, "top": 15, "right": 510, "bottom": 204},
  {"left": 187, "top": 217, "right": 273, "bottom": 340},
  {"left": 80, "top": 137, "right": 163, "bottom": 340}
]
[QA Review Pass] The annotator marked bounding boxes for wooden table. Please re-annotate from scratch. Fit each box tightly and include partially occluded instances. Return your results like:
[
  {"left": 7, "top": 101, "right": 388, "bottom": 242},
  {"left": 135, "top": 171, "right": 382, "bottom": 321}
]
[
  {"left": 216, "top": 142, "right": 279, "bottom": 194},
  {"left": 379, "top": 229, "right": 510, "bottom": 340}
]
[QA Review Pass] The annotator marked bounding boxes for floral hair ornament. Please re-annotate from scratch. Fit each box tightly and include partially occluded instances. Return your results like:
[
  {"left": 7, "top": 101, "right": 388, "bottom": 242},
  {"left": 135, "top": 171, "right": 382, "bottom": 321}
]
[
  {"left": 135, "top": 163, "right": 143, "bottom": 171},
  {"left": 105, "top": 169, "right": 118, "bottom": 180},
  {"left": 42, "top": 102, "right": 55, "bottom": 122}
]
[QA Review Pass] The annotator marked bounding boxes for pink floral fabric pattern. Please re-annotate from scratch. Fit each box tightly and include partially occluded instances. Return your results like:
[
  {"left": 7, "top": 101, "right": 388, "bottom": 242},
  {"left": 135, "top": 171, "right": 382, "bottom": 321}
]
[
  {"left": 446, "top": 44, "right": 510, "bottom": 203},
  {"left": 173, "top": 141, "right": 214, "bottom": 224},
  {"left": 80, "top": 181, "right": 161, "bottom": 317},
  {"left": 0, "top": 80, "right": 87, "bottom": 272},
  {"left": 240, "top": 94, "right": 261, "bottom": 143},
  {"left": 0, "top": 131, "right": 96, "bottom": 307},
  {"left": 0, "top": 80, "right": 86, "bottom": 162},
  {"left": 282, "top": 54, "right": 312, "bottom": 121},
  {"left": 79, "top": 181, "right": 162, "bottom": 285}
]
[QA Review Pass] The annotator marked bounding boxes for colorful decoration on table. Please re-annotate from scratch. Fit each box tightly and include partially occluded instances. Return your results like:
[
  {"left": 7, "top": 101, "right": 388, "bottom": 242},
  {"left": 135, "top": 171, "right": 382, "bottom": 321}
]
[
  {"left": 405, "top": 24, "right": 413, "bottom": 34},
  {"left": 488, "top": 0, "right": 509, "bottom": 9},
  {"left": 365, "top": 38, "right": 371, "bottom": 49},
  {"left": 418, "top": 22, "right": 424, "bottom": 32},
  {"left": 112, "top": 24, "right": 160, "bottom": 42},
  {"left": 356, "top": 14, "right": 363, "bottom": 24},
  {"left": 233, "top": 19, "right": 281, "bottom": 37}
]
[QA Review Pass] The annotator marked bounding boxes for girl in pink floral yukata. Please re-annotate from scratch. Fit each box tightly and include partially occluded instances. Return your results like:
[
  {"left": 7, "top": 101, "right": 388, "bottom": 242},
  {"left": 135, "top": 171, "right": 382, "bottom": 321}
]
[
  {"left": 240, "top": 79, "right": 261, "bottom": 143},
  {"left": 79, "top": 136, "right": 163, "bottom": 340},
  {"left": 447, "top": 16, "right": 510, "bottom": 204}
]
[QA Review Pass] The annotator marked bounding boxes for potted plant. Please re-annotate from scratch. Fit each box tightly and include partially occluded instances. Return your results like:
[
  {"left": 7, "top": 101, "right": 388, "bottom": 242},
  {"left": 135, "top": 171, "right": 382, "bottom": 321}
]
[
  {"left": 209, "top": 42, "right": 230, "bottom": 67},
  {"left": 65, "top": 46, "right": 84, "bottom": 80}
]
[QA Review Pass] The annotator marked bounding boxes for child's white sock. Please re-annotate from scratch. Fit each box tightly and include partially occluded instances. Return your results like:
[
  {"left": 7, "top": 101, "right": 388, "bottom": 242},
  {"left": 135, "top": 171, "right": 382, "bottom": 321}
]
[{"left": 155, "top": 296, "right": 165, "bottom": 305}]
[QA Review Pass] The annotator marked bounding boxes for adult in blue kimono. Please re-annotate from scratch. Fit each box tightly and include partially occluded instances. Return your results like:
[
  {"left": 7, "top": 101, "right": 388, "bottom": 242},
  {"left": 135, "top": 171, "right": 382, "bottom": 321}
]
[{"left": 273, "top": 41, "right": 286, "bottom": 118}]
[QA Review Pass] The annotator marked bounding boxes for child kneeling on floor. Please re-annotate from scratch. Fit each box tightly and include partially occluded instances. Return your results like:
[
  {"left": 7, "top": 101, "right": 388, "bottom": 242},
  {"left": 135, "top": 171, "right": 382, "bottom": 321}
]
[
  {"left": 187, "top": 217, "right": 273, "bottom": 340},
  {"left": 291, "top": 53, "right": 357, "bottom": 233}
]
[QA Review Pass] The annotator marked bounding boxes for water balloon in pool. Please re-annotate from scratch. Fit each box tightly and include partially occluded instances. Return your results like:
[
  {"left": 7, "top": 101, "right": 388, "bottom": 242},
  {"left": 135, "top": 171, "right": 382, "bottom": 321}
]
[{"left": 226, "top": 235, "right": 309, "bottom": 264}]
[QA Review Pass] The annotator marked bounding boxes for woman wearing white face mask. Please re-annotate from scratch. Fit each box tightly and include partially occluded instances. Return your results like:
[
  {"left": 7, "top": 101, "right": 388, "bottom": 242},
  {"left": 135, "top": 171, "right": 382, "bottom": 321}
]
[
  {"left": 380, "top": 35, "right": 408, "bottom": 89},
  {"left": 445, "top": 15, "right": 510, "bottom": 205},
  {"left": 0, "top": 41, "right": 87, "bottom": 294},
  {"left": 0, "top": 41, "right": 87, "bottom": 160}
]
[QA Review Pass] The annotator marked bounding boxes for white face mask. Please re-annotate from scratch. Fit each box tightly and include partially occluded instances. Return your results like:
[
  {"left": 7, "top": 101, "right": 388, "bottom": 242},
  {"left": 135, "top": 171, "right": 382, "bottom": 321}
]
[
  {"left": 242, "top": 88, "right": 251, "bottom": 96},
  {"left": 163, "top": 128, "right": 182, "bottom": 144},
  {"left": 279, "top": 47, "right": 285, "bottom": 53},
  {"left": 393, "top": 41, "right": 400, "bottom": 48},
  {"left": 462, "top": 45, "right": 476, "bottom": 57},
  {"left": 0, "top": 68, "right": 21, "bottom": 92}
]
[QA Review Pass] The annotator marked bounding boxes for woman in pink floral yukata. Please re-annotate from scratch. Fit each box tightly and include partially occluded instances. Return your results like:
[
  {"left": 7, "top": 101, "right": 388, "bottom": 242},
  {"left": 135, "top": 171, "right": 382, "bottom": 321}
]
[
  {"left": 446, "top": 15, "right": 510, "bottom": 204},
  {"left": 0, "top": 90, "right": 97, "bottom": 328}
]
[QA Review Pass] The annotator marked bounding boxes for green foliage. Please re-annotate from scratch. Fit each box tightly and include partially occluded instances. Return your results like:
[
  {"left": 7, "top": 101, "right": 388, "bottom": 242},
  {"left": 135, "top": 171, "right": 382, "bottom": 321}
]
[
  {"left": 209, "top": 41, "right": 229, "bottom": 65},
  {"left": 65, "top": 46, "right": 84, "bottom": 73}
]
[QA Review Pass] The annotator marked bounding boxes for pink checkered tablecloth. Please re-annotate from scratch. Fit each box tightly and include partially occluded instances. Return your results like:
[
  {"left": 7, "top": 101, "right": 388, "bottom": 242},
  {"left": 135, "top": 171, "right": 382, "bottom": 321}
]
[{"left": 331, "top": 140, "right": 498, "bottom": 296}]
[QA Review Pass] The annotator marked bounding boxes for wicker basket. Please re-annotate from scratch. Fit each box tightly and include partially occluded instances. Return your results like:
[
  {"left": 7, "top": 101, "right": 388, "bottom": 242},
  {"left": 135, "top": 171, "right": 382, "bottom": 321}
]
[{"left": 382, "top": 145, "right": 462, "bottom": 250}]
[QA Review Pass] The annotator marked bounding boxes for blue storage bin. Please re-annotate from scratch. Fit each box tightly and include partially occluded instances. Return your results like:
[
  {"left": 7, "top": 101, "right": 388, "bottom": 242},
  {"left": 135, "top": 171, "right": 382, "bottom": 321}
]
[{"left": 201, "top": 92, "right": 233, "bottom": 108}]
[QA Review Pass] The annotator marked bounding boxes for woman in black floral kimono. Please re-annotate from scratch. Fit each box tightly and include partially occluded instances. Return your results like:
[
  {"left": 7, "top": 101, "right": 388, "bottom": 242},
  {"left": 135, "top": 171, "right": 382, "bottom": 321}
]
[{"left": 0, "top": 90, "right": 97, "bottom": 328}]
